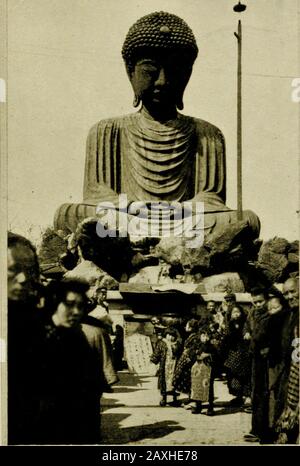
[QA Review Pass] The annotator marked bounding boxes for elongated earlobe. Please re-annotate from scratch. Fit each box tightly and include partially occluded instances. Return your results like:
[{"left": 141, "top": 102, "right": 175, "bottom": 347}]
[
  {"left": 176, "top": 99, "right": 184, "bottom": 110},
  {"left": 133, "top": 95, "right": 141, "bottom": 108}
]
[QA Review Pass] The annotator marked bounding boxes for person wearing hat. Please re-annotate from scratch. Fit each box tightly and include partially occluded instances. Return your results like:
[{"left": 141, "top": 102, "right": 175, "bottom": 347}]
[
  {"left": 218, "top": 291, "right": 237, "bottom": 330},
  {"left": 151, "top": 316, "right": 167, "bottom": 350},
  {"left": 54, "top": 11, "right": 260, "bottom": 241},
  {"left": 88, "top": 285, "right": 113, "bottom": 332}
]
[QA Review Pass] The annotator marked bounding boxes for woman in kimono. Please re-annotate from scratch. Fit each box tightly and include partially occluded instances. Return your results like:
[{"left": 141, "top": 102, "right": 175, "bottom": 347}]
[
  {"left": 172, "top": 319, "right": 200, "bottom": 404},
  {"left": 223, "top": 305, "right": 251, "bottom": 406},
  {"left": 37, "top": 279, "right": 102, "bottom": 444},
  {"left": 190, "top": 328, "right": 215, "bottom": 415},
  {"left": 150, "top": 327, "right": 182, "bottom": 406}
]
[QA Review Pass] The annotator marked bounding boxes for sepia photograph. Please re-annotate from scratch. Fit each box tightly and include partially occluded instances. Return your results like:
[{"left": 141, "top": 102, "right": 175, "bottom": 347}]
[{"left": 0, "top": 0, "right": 299, "bottom": 448}]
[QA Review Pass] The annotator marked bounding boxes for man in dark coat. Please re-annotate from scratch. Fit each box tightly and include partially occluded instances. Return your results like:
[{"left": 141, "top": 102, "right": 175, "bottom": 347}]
[
  {"left": 37, "top": 279, "right": 103, "bottom": 444},
  {"left": 244, "top": 288, "right": 271, "bottom": 443},
  {"left": 275, "top": 278, "right": 299, "bottom": 428},
  {"left": 7, "top": 232, "right": 43, "bottom": 444}
]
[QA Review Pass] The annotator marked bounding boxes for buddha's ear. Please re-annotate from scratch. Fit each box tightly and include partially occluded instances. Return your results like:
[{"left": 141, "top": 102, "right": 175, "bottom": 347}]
[
  {"left": 175, "top": 63, "right": 193, "bottom": 111},
  {"left": 176, "top": 98, "right": 184, "bottom": 111},
  {"left": 176, "top": 91, "right": 184, "bottom": 111},
  {"left": 126, "top": 67, "right": 142, "bottom": 108},
  {"left": 133, "top": 95, "right": 141, "bottom": 108}
]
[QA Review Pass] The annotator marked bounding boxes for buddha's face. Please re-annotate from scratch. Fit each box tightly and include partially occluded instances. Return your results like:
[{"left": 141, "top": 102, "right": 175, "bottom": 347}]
[{"left": 129, "top": 50, "right": 193, "bottom": 115}]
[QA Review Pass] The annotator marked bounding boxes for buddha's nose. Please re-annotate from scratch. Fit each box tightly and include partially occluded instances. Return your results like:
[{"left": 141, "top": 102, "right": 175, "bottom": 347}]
[{"left": 155, "top": 68, "right": 168, "bottom": 87}]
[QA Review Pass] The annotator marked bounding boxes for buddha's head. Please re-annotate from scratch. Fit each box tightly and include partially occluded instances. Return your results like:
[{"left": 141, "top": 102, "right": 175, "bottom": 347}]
[{"left": 122, "top": 11, "right": 198, "bottom": 119}]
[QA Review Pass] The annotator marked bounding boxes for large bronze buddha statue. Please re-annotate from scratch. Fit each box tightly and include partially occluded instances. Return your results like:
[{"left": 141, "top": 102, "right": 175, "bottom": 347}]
[{"left": 54, "top": 11, "right": 260, "bottom": 241}]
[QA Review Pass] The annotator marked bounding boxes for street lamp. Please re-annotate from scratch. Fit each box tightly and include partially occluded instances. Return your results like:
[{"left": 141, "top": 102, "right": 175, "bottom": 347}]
[
  {"left": 233, "top": 1, "right": 247, "bottom": 13},
  {"left": 233, "top": 2, "right": 247, "bottom": 221}
]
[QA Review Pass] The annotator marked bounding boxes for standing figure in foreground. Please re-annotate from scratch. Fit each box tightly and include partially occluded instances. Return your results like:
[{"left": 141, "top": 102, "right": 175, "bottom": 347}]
[
  {"left": 244, "top": 288, "right": 271, "bottom": 443},
  {"left": 150, "top": 327, "right": 182, "bottom": 406},
  {"left": 222, "top": 305, "right": 251, "bottom": 407},
  {"left": 37, "top": 279, "right": 102, "bottom": 444},
  {"left": 173, "top": 318, "right": 200, "bottom": 407},
  {"left": 265, "top": 293, "right": 288, "bottom": 438},
  {"left": 7, "top": 232, "right": 43, "bottom": 445},
  {"left": 190, "top": 328, "right": 215, "bottom": 415}
]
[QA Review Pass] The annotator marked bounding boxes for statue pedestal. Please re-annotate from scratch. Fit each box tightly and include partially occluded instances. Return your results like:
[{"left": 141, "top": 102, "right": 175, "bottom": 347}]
[{"left": 119, "top": 283, "right": 204, "bottom": 315}]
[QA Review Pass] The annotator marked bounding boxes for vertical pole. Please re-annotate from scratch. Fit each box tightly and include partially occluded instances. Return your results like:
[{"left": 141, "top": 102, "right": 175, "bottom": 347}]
[{"left": 237, "top": 20, "right": 243, "bottom": 220}]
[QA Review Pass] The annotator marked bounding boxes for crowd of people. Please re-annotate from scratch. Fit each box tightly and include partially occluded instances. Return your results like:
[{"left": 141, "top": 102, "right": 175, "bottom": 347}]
[
  {"left": 150, "top": 285, "right": 299, "bottom": 444},
  {"left": 7, "top": 232, "right": 119, "bottom": 445},
  {"left": 7, "top": 230, "right": 299, "bottom": 445}
]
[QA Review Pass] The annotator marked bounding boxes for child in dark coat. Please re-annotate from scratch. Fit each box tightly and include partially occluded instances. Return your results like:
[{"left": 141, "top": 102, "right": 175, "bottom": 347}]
[
  {"left": 223, "top": 305, "right": 251, "bottom": 406},
  {"left": 190, "top": 328, "right": 215, "bottom": 415}
]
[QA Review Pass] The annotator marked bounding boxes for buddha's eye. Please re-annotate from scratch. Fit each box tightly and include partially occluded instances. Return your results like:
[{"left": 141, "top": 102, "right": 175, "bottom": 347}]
[{"left": 140, "top": 65, "right": 159, "bottom": 76}]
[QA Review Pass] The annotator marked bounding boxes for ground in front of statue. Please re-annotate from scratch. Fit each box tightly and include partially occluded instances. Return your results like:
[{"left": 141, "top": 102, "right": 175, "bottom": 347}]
[{"left": 100, "top": 371, "right": 252, "bottom": 445}]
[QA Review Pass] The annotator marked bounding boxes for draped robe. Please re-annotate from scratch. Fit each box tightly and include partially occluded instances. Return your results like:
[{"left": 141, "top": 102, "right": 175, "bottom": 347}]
[
  {"left": 54, "top": 108, "right": 260, "bottom": 236},
  {"left": 84, "top": 109, "right": 227, "bottom": 207}
]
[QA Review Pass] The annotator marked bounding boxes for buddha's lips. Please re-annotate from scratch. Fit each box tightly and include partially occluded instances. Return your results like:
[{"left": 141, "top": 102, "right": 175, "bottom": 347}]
[{"left": 152, "top": 90, "right": 171, "bottom": 100}]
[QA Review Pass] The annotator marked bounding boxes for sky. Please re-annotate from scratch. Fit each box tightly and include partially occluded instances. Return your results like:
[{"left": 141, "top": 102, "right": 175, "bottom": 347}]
[{"left": 5, "top": 0, "right": 299, "bottom": 243}]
